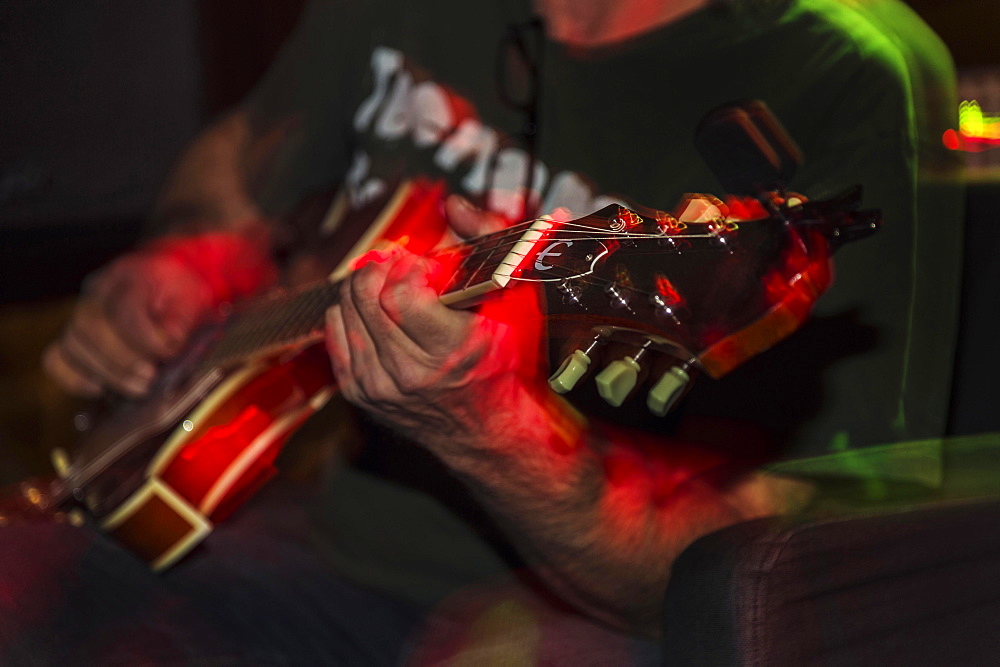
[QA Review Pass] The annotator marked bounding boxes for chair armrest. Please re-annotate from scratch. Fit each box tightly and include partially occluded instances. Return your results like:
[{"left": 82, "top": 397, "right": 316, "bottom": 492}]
[{"left": 661, "top": 496, "right": 1000, "bottom": 665}]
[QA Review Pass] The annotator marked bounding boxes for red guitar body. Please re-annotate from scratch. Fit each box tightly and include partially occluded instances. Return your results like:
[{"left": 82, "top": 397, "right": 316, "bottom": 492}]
[
  {"left": 45, "top": 178, "right": 877, "bottom": 571},
  {"left": 64, "top": 180, "right": 451, "bottom": 570}
]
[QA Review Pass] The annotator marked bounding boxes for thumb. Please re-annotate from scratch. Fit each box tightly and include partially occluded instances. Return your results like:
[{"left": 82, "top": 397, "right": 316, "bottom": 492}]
[{"left": 444, "top": 195, "right": 508, "bottom": 239}]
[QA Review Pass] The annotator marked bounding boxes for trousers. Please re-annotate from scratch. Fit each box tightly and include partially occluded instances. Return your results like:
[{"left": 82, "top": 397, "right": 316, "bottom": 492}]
[
  {"left": 0, "top": 483, "right": 424, "bottom": 665},
  {"left": 0, "top": 481, "right": 661, "bottom": 665}
]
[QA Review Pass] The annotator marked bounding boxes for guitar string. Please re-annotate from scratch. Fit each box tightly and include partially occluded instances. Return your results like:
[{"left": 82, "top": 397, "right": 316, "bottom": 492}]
[
  {"left": 208, "top": 228, "right": 732, "bottom": 367},
  {"left": 208, "top": 257, "right": 675, "bottom": 369},
  {"left": 435, "top": 213, "right": 720, "bottom": 265},
  {"left": 441, "top": 226, "right": 723, "bottom": 295},
  {"left": 447, "top": 225, "right": 721, "bottom": 275},
  {"left": 229, "top": 220, "right": 726, "bottom": 334},
  {"left": 445, "top": 215, "right": 723, "bottom": 265},
  {"left": 207, "top": 210, "right": 743, "bottom": 367},
  {"left": 201, "top": 199, "right": 757, "bottom": 366}
]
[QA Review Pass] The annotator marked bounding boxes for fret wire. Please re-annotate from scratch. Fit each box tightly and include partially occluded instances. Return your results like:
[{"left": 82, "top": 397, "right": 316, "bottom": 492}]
[
  {"left": 205, "top": 209, "right": 715, "bottom": 367},
  {"left": 457, "top": 224, "right": 545, "bottom": 287},
  {"left": 467, "top": 234, "right": 513, "bottom": 290},
  {"left": 208, "top": 281, "right": 336, "bottom": 368}
]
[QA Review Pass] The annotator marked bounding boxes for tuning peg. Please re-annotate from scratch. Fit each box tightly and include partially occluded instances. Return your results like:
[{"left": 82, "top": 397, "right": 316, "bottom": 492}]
[
  {"left": 595, "top": 341, "right": 652, "bottom": 407},
  {"left": 606, "top": 285, "right": 628, "bottom": 309},
  {"left": 558, "top": 279, "right": 584, "bottom": 307},
  {"left": 548, "top": 335, "right": 605, "bottom": 394},
  {"left": 708, "top": 218, "right": 739, "bottom": 249},
  {"left": 548, "top": 350, "right": 593, "bottom": 394},
  {"left": 647, "top": 365, "right": 690, "bottom": 417},
  {"left": 595, "top": 357, "right": 640, "bottom": 407}
]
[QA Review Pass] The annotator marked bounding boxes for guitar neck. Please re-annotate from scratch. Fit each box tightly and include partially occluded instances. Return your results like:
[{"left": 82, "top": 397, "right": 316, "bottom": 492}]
[
  {"left": 200, "top": 217, "right": 554, "bottom": 371},
  {"left": 200, "top": 280, "right": 340, "bottom": 371}
]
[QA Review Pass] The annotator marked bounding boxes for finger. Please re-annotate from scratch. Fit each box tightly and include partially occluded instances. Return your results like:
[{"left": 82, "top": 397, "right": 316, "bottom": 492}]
[
  {"left": 42, "top": 344, "right": 104, "bottom": 399},
  {"left": 144, "top": 272, "right": 213, "bottom": 357},
  {"left": 379, "top": 253, "right": 476, "bottom": 356},
  {"left": 340, "top": 269, "right": 401, "bottom": 402},
  {"left": 348, "top": 252, "right": 404, "bottom": 336},
  {"left": 115, "top": 258, "right": 214, "bottom": 360},
  {"left": 62, "top": 327, "right": 155, "bottom": 398},
  {"left": 80, "top": 258, "right": 178, "bottom": 362},
  {"left": 64, "top": 301, "right": 157, "bottom": 397},
  {"left": 119, "top": 302, "right": 188, "bottom": 360},
  {"left": 324, "top": 305, "right": 353, "bottom": 391},
  {"left": 444, "top": 195, "right": 508, "bottom": 240}
]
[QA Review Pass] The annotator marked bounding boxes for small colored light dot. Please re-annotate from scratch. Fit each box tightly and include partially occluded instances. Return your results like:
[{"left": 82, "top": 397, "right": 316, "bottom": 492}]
[{"left": 942, "top": 128, "right": 960, "bottom": 151}]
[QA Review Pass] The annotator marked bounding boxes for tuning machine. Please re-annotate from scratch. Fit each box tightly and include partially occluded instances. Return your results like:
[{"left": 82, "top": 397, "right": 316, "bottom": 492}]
[
  {"left": 548, "top": 334, "right": 606, "bottom": 394},
  {"left": 604, "top": 283, "right": 632, "bottom": 311},
  {"left": 558, "top": 279, "right": 585, "bottom": 308},
  {"left": 708, "top": 219, "right": 739, "bottom": 249},
  {"left": 647, "top": 363, "right": 691, "bottom": 417},
  {"left": 604, "top": 265, "right": 638, "bottom": 312},
  {"left": 593, "top": 340, "right": 693, "bottom": 415},
  {"left": 594, "top": 340, "right": 653, "bottom": 407}
]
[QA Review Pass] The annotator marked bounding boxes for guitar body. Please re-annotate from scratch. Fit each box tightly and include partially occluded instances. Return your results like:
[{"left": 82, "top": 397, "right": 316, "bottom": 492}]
[
  {"left": 70, "top": 343, "right": 331, "bottom": 571},
  {"left": 63, "top": 179, "right": 452, "bottom": 570},
  {"left": 48, "top": 176, "right": 878, "bottom": 571}
]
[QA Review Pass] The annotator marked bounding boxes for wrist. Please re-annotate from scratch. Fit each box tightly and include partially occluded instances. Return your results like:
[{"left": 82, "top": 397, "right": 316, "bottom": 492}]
[{"left": 140, "top": 229, "right": 277, "bottom": 307}]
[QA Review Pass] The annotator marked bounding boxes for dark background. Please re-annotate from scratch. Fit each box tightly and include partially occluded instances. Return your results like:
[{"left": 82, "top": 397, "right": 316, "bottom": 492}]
[
  {"left": 2, "top": 0, "right": 995, "bottom": 299},
  {"left": 0, "top": 0, "right": 996, "bottom": 482}
]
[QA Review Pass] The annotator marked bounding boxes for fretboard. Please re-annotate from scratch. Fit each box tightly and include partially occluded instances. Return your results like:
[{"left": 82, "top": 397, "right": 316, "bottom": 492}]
[{"left": 198, "top": 218, "right": 550, "bottom": 371}]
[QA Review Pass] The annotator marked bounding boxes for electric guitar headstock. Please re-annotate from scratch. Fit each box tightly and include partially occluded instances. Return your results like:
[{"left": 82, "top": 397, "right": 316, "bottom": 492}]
[{"left": 436, "top": 185, "right": 880, "bottom": 415}]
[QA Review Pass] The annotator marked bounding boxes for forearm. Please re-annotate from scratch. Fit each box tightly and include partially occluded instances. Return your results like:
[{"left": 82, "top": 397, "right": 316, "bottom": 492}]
[
  {"left": 421, "top": 386, "right": 801, "bottom": 637},
  {"left": 148, "top": 110, "right": 272, "bottom": 240},
  {"left": 143, "top": 110, "right": 286, "bottom": 304},
  {"left": 325, "top": 249, "right": 812, "bottom": 637},
  {"left": 42, "top": 110, "right": 287, "bottom": 398}
]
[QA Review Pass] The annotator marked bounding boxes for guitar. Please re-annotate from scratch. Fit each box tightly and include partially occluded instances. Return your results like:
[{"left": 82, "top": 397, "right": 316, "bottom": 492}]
[{"left": 12, "top": 178, "right": 879, "bottom": 571}]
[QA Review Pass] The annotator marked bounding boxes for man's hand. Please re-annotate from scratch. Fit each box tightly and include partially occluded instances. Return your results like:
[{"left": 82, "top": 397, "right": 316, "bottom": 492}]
[
  {"left": 325, "top": 253, "right": 542, "bottom": 453},
  {"left": 43, "top": 232, "right": 276, "bottom": 399},
  {"left": 42, "top": 251, "right": 216, "bottom": 399},
  {"left": 323, "top": 196, "right": 816, "bottom": 636},
  {"left": 324, "top": 195, "right": 539, "bottom": 448}
]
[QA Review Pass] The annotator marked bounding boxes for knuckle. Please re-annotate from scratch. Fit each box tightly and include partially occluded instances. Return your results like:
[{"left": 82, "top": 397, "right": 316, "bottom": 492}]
[
  {"left": 43, "top": 346, "right": 99, "bottom": 397},
  {"left": 337, "top": 279, "right": 354, "bottom": 309},
  {"left": 339, "top": 384, "right": 362, "bottom": 405},
  {"left": 345, "top": 329, "right": 369, "bottom": 356},
  {"left": 381, "top": 280, "right": 422, "bottom": 319},
  {"left": 350, "top": 264, "right": 382, "bottom": 302},
  {"left": 60, "top": 329, "right": 91, "bottom": 365},
  {"left": 67, "top": 375, "right": 101, "bottom": 398},
  {"left": 42, "top": 346, "right": 70, "bottom": 384},
  {"left": 362, "top": 374, "right": 390, "bottom": 402},
  {"left": 377, "top": 282, "right": 403, "bottom": 317},
  {"left": 393, "top": 365, "right": 430, "bottom": 395},
  {"left": 351, "top": 375, "right": 382, "bottom": 405}
]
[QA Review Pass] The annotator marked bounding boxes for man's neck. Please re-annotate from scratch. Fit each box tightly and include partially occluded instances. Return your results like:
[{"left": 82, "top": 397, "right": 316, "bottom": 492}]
[{"left": 534, "top": 0, "right": 712, "bottom": 47}]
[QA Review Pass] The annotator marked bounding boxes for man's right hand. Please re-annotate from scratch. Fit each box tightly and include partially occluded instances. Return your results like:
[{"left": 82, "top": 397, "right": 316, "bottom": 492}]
[{"left": 42, "top": 251, "right": 216, "bottom": 399}]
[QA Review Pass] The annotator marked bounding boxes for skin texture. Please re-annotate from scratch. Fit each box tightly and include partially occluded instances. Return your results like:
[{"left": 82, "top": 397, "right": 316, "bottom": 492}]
[
  {"left": 325, "top": 197, "right": 812, "bottom": 635},
  {"left": 43, "top": 113, "right": 274, "bottom": 399},
  {"left": 44, "top": 1, "right": 813, "bottom": 638},
  {"left": 42, "top": 250, "right": 215, "bottom": 398},
  {"left": 535, "top": 0, "right": 711, "bottom": 47}
]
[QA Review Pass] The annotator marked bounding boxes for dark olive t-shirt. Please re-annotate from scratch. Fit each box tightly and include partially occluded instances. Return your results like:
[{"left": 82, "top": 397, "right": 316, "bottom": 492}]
[{"left": 247, "top": 0, "right": 963, "bottom": 606}]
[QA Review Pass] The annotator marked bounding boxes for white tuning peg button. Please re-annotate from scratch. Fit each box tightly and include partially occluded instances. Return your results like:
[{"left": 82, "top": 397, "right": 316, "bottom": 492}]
[
  {"left": 647, "top": 366, "right": 690, "bottom": 417},
  {"left": 548, "top": 349, "right": 593, "bottom": 394},
  {"left": 595, "top": 357, "right": 641, "bottom": 407}
]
